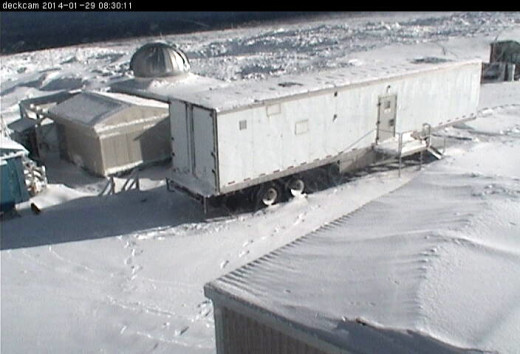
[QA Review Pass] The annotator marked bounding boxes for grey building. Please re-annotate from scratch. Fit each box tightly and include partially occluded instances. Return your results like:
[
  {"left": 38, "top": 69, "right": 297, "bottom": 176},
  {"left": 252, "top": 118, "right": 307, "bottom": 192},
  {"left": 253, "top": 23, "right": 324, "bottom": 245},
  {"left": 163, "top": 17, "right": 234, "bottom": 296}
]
[
  {"left": 483, "top": 40, "right": 520, "bottom": 81},
  {"left": 47, "top": 90, "right": 169, "bottom": 176}
]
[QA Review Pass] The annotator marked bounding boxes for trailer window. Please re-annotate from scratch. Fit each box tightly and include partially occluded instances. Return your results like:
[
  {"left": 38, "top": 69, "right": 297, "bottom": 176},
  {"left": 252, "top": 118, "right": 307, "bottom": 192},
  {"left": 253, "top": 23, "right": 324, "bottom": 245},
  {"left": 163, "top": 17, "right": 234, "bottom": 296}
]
[
  {"left": 295, "top": 120, "right": 309, "bottom": 135},
  {"left": 266, "top": 103, "right": 281, "bottom": 116},
  {"left": 239, "top": 120, "right": 247, "bottom": 130}
]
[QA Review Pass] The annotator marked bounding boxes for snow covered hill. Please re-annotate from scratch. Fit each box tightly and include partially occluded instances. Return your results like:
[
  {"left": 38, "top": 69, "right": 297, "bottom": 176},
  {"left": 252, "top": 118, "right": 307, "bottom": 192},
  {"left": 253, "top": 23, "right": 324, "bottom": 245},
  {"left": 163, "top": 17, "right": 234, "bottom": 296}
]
[{"left": 1, "top": 12, "right": 519, "bottom": 354}]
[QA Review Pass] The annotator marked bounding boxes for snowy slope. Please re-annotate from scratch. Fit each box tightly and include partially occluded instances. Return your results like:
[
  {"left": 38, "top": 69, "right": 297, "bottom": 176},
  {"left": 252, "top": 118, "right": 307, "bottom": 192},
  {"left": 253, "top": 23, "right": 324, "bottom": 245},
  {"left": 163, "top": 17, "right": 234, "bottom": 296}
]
[
  {"left": 1, "top": 12, "right": 520, "bottom": 354},
  {"left": 207, "top": 102, "right": 520, "bottom": 352}
]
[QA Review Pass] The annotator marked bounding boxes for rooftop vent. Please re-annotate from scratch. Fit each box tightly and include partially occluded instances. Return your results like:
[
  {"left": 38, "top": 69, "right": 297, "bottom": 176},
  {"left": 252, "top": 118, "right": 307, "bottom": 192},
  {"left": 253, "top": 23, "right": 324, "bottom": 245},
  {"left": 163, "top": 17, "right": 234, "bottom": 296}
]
[
  {"left": 412, "top": 57, "right": 451, "bottom": 64},
  {"left": 130, "top": 42, "right": 190, "bottom": 78}
]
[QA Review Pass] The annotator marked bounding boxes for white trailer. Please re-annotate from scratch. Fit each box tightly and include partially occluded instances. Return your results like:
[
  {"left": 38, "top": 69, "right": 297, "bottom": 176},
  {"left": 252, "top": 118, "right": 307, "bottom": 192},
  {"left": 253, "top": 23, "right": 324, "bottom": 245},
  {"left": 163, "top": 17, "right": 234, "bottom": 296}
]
[{"left": 166, "top": 59, "right": 481, "bottom": 208}]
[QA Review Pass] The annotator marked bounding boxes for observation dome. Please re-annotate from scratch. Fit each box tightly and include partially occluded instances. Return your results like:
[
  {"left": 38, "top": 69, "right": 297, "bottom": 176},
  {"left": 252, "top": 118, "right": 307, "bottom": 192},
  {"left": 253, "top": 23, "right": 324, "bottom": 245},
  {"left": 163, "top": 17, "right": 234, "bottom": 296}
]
[{"left": 130, "top": 42, "right": 190, "bottom": 78}]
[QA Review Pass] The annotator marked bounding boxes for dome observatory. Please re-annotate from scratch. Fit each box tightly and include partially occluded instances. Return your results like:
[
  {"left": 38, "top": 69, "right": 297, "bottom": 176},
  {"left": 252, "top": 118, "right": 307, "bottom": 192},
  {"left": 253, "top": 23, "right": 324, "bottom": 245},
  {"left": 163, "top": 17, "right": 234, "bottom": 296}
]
[{"left": 130, "top": 42, "right": 190, "bottom": 78}]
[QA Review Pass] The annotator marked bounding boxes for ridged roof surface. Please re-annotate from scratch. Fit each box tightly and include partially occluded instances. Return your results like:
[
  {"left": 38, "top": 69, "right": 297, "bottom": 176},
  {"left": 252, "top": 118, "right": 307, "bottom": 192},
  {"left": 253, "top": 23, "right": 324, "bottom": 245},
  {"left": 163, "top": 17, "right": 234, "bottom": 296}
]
[{"left": 130, "top": 42, "right": 190, "bottom": 78}]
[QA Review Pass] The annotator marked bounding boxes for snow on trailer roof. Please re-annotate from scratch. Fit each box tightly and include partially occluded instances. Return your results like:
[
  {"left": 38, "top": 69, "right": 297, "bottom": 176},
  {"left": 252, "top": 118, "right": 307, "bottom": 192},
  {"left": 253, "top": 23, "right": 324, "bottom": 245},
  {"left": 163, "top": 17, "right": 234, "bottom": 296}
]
[
  {"left": 174, "top": 58, "right": 481, "bottom": 113},
  {"left": 110, "top": 73, "right": 226, "bottom": 103},
  {"left": 205, "top": 168, "right": 520, "bottom": 353}
]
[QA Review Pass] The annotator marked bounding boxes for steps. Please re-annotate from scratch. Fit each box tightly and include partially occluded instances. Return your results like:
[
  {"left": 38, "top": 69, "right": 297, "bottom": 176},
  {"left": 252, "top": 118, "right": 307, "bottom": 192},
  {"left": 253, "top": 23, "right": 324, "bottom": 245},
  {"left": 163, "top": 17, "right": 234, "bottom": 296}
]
[
  {"left": 375, "top": 132, "right": 429, "bottom": 158},
  {"left": 427, "top": 146, "right": 444, "bottom": 160},
  {"left": 374, "top": 125, "right": 445, "bottom": 176}
]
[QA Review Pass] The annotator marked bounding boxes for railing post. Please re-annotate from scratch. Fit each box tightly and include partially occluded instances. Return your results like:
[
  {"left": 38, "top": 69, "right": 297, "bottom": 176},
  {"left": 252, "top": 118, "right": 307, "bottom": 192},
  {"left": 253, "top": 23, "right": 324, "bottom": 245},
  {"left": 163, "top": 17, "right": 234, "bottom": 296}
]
[{"left": 110, "top": 176, "right": 115, "bottom": 195}]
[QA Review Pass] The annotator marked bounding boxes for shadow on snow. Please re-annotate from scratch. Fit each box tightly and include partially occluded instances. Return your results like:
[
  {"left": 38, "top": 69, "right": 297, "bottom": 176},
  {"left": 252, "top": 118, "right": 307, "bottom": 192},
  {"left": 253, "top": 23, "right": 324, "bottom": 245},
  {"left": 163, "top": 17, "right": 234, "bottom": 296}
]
[{"left": 1, "top": 186, "right": 206, "bottom": 250}]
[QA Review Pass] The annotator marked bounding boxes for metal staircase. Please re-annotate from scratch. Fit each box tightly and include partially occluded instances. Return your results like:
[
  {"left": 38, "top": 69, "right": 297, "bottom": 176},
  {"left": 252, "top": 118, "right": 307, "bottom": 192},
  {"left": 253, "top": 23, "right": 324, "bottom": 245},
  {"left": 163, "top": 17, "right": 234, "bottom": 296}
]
[{"left": 374, "top": 124, "right": 445, "bottom": 176}]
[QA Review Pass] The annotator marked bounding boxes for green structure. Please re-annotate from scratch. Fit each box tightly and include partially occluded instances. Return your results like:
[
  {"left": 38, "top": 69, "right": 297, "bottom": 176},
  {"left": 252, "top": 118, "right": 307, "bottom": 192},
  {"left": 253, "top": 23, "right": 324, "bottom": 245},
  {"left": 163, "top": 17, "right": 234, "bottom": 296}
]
[
  {"left": 490, "top": 40, "right": 520, "bottom": 80},
  {"left": 0, "top": 137, "right": 30, "bottom": 212}
]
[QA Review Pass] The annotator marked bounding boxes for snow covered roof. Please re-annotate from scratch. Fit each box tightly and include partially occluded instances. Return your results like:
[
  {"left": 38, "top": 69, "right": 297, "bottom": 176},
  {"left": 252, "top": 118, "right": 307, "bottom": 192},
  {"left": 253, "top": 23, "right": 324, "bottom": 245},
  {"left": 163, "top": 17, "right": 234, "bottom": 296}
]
[
  {"left": 0, "top": 135, "right": 28, "bottom": 160},
  {"left": 172, "top": 59, "right": 482, "bottom": 113},
  {"left": 94, "top": 90, "right": 169, "bottom": 108},
  {"left": 205, "top": 170, "right": 520, "bottom": 353},
  {"left": 110, "top": 72, "right": 226, "bottom": 103},
  {"left": 47, "top": 91, "right": 168, "bottom": 132}
]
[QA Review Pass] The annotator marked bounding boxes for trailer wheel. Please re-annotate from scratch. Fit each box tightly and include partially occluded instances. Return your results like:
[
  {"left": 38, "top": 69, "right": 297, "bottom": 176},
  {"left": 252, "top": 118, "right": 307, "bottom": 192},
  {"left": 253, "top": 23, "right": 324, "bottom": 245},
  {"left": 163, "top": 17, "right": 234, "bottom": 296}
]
[
  {"left": 257, "top": 184, "right": 281, "bottom": 207},
  {"left": 287, "top": 178, "right": 305, "bottom": 197}
]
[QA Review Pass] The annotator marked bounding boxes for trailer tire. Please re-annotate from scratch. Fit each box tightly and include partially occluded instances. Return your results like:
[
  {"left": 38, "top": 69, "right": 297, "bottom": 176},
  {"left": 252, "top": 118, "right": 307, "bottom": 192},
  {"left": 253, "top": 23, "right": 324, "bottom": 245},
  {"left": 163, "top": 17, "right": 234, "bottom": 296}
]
[
  {"left": 257, "top": 183, "right": 281, "bottom": 207},
  {"left": 287, "top": 178, "right": 305, "bottom": 197}
]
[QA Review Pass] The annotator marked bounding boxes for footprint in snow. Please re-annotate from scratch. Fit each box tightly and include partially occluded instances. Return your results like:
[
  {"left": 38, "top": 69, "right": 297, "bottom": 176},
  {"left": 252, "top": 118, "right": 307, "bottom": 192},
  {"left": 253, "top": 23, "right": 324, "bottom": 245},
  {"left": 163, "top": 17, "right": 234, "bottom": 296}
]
[
  {"left": 220, "top": 260, "right": 229, "bottom": 269},
  {"left": 174, "top": 326, "right": 189, "bottom": 336},
  {"left": 293, "top": 212, "right": 306, "bottom": 226},
  {"left": 131, "top": 264, "right": 142, "bottom": 275},
  {"left": 196, "top": 300, "right": 212, "bottom": 319}
]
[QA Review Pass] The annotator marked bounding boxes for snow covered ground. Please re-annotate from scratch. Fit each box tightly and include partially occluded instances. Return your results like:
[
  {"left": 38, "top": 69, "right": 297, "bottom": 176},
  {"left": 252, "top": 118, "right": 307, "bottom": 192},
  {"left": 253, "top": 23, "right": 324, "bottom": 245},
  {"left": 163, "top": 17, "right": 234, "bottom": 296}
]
[{"left": 1, "top": 12, "right": 520, "bottom": 353}]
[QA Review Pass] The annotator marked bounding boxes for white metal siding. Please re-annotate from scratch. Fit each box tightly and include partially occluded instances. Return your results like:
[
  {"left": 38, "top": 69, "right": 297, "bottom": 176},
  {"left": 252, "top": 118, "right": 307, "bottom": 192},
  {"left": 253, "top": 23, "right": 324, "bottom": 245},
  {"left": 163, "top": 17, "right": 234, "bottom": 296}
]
[
  {"left": 217, "top": 86, "right": 378, "bottom": 190},
  {"left": 216, "top": 62, "right": 480, "bottom": 192},
  {"left": 392, "top": 63, "right": 480, "bottom": 131}
]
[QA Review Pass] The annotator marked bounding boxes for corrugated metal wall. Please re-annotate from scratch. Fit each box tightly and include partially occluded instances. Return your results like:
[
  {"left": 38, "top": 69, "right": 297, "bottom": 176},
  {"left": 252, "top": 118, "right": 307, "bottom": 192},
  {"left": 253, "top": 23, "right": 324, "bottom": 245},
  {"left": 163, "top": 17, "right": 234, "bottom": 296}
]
[
  {"left": 100, "top": 118, "right": 170, "bottom": 176},
  {"left": 60, "top": 124, "right": 104, "bottom": 175},
  {"left": 215, "top": 305, "right": 328, "bottom": 354},
  {"left": 56, "top": 117, "right": 170, "bottom": 176}
]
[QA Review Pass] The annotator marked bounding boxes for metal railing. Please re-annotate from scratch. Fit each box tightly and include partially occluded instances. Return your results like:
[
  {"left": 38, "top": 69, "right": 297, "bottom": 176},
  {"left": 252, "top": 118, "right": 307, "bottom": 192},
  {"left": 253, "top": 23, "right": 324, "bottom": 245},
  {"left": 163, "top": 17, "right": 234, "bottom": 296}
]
[
  {"left": 99, "top": 177, "right": 116, "bottom": 196},
  {"left": 377, "top": 123, "right": 441, "bottom": 177},
  {"left": 121, "top": 168, "right": 140, "bottom": 192},
  {"left": 99, "top": 168, "right": 140, "bottom": 196}
]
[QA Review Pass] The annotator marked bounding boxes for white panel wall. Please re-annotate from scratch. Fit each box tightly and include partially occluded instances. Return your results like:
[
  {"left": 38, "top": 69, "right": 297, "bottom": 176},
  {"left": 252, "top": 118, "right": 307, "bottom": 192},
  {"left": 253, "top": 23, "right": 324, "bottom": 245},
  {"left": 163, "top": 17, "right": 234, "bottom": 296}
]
[
  {"left": 392, "top": 63, "right": 480, "bottom": 132},
  {"left": 216, "top": 62, "right": 480, "bottom": 191}
]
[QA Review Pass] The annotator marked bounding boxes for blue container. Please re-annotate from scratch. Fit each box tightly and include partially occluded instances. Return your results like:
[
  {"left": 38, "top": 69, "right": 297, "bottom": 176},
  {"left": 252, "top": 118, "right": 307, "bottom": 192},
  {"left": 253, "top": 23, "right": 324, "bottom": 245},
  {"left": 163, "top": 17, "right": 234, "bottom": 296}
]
[{"left": 1, "top": 148, "right": 30, "bottom": 212}]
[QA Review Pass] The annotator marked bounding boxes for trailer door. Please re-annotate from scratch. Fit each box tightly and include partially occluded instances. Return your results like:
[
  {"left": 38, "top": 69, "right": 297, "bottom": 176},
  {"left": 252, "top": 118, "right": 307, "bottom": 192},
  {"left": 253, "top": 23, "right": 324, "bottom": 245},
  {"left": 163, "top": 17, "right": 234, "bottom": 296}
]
[
  {"left": 171, "top": 101, "right": 191, "bottom": 175},
  {"left": 377, "top": 94, "right": 397, "bottom": 142},
  {"left": 192, "top": 106, "right": 217, "bottom": 189},
  {"left": 171, "top": 101, "right": 217, "bottom": 196}
]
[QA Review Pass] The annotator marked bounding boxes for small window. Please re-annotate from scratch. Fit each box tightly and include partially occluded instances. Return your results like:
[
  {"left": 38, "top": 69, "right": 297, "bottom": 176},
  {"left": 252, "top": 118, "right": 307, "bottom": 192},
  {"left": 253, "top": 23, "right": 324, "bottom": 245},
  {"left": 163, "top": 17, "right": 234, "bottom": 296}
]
[
  {"left": 383, "top": 99, "right": 394, "bottom": 114},
  {"left": 295, "top": 120, "right": 309, "bottom": 135},
  {"left": 239, "top": 120, "right": 247, "bottom": 130},
  {"left": 266, "top": 103, "right": 281, "bottom": 116}
]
